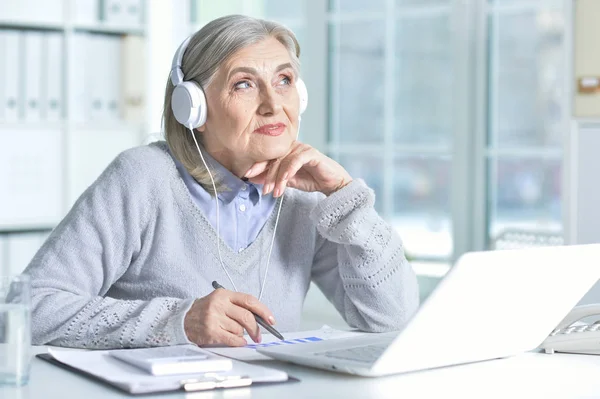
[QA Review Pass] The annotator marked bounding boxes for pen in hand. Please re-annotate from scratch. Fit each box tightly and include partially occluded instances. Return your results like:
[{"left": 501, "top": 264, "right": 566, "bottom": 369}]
[{"left": 211, "top": 280, "right": 285, "bottom": 341}]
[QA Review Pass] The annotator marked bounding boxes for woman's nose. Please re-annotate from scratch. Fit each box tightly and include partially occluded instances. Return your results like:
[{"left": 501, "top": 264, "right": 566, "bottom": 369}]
[{"left": 257, "top": 86, "right": 282, "bottom": 116}]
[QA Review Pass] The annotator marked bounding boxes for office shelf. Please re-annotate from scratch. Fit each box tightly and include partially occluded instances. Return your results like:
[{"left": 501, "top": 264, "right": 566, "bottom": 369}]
[
  {"left": 73, "top": 24, "right": 145, "bottom": 36},
  {"left": 0, "top": 0, "right": 147, "bottom": 269},
  {"left": 0, "top": 20, "right": 64, "bottom": 31}
]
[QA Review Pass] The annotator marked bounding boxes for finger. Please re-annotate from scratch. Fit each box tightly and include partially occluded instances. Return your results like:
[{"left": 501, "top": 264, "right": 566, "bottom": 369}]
[
  {"left": 225, "top": 304, "right": 262, "bottom": 343},
  {"left": 263, "top": 159, "right": 281, "bottom": 196},
  {"left": 228, "top": 292, "right": 275, "bottom": 325},
  {"left": 219, "top": 330, "right": 248, "bottom": 347},
  {"left": 274, "top": 147, "right": 315, "bottom": 197},
  {"left": 219, "top": 317, "right": 245, "bottom": 337},
  {"left": 244, "top": 160, "right": 269, "bottom": 179},
  {"left": 271, "top": 145, "right": 304, "bottom": 197},
  {"left": 247, "top": 170, "right": 268, "bottom": 185}
]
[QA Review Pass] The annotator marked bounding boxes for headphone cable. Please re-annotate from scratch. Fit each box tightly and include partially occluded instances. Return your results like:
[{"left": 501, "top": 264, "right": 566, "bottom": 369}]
[{"left": 188, "top": 126, "right": 283, "bottom": 301}]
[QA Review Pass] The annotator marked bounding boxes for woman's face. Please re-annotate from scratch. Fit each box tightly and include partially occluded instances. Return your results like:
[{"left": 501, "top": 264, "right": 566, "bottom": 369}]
[{"left": 198, "top": 37, "right": 300, "bottom": 177}]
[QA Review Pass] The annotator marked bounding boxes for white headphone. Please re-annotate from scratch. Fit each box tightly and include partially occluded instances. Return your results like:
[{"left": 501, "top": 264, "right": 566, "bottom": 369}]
[{"left": 170, "top": 35, "right": 308, "bottom": 128}]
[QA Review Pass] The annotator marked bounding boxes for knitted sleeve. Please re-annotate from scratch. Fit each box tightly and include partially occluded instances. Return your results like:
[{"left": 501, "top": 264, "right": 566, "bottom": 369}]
[
  {"left": 25, "top": 151, "right": 193, "bottom": 348},
  {"left": 309, "top": 179, "right": 420, "bottom": 332}
]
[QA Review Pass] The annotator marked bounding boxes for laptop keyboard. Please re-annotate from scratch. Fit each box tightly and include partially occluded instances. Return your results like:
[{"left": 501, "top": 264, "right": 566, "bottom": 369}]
[{"left": 314, "top": 344, "right": 388, "bottom": 363}]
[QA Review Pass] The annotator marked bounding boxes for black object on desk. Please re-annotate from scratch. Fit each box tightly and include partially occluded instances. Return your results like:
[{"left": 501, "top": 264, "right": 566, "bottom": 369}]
[{"left": 211, "top": 280, "right": 285, "bottom": 340}]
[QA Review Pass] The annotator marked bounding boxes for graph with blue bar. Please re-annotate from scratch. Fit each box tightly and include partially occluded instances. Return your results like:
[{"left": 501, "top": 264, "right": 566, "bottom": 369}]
[{"left": 246, "top": 336, "right": 323, "bottom": 349}]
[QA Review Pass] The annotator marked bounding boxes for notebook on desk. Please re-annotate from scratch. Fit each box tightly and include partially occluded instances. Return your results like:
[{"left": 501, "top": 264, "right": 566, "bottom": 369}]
[{"left": 37, "top": 346, "right": 298, "bottom": 394}]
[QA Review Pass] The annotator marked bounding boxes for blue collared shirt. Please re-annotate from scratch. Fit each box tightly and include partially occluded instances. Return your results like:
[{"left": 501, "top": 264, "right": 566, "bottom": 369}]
[{"left": 168, "top": 147, "right": 277, "bottom": 253}]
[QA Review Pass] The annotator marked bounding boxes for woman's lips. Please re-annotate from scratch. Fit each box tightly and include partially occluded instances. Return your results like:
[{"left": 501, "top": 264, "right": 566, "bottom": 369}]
[{"left": 254, "top": 123, "right": 286, "bottom": 136}]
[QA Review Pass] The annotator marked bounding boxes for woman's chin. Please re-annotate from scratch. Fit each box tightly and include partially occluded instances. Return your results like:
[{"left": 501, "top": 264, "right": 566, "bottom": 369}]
[{"left": 253, "top": 141, "right": 293, "bottom": 161}]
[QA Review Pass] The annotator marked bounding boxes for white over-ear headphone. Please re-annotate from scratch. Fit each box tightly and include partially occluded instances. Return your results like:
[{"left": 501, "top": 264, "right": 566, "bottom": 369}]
[{"left": 170, "top": 35, "right": 308, "bottom": 128}]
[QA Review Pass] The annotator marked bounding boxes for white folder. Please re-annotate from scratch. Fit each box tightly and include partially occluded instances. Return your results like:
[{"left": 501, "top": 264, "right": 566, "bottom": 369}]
[
  {"left": 105, "top": 35, "right": 122, "bottom": 121},
  {"left": 0, "top": 30, "right": 22, "bottom": 122},
  {"left": 69, "top": 33, "right": 90, "bottom": 122},
  {"left": 44, "top": 33, "right": 63, "bottom": 122},
  {"left": 102, "top": 0, "right": 127, "bottom": 26},
  {"left": 73, "top": 0, "right": 100, "bottom": 26},
  {"left": 23, "top": 31, "right": 44, "bottom": 122},
  {"left": 88, "top": 34, "right": 105, "bottom": 120},
  {"left": 122, "top": 0, "right": 143, "bottom": 29},
  {"left": 122, "top": 35, "right": 145, "bottom": 123}
]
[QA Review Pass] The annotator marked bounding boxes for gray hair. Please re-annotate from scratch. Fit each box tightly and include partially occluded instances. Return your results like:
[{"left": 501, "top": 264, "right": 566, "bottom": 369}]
[{"left": 163, "top": 14, "right": 301, "bottom": 194}]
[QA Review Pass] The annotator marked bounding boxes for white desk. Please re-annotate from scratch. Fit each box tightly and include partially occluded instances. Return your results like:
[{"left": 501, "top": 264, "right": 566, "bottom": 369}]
[{"left": 2, "top": 347, "right": 600, "bottom": 398}]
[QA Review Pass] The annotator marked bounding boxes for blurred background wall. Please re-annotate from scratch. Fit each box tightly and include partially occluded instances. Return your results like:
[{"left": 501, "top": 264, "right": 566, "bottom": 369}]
[{"left": 0, "top": 0, "right": 598, "bottom": 328}]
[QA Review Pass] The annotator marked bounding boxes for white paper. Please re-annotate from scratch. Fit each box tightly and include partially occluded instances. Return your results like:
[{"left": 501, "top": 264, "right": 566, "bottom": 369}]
[
  {"left": 47, "top": 347, "right": 288, "bottom": 394},
  {"left": 206, "top": 325, "right": 367, "bottom": 361}
]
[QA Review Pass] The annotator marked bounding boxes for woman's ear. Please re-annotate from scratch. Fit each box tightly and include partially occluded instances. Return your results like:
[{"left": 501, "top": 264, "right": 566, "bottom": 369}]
[{"left": 197, "top": 125, "right": 206, "bottom": 133}]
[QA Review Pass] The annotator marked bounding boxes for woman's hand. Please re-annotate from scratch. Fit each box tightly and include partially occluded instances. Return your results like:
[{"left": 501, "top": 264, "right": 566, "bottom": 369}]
[
  {"left": 244, "top": 142, "right": 353, "bottom": 197},
  {"left": 184, "top": 289, "right": 276, "bottom": 347}
]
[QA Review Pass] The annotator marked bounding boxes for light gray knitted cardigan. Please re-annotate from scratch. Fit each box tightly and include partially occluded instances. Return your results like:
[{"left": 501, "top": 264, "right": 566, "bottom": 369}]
[{"left": 25, "top": 141, "right": 419, "bottom": 348}]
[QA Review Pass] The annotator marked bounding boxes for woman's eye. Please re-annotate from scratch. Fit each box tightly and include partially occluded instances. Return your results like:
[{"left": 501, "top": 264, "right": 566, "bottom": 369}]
[
  {"left": 279, "top": 76, "right": 291, "bottom": 86},
  {"left": 234, "top": 81, "right": 251, "bottom": 90}
]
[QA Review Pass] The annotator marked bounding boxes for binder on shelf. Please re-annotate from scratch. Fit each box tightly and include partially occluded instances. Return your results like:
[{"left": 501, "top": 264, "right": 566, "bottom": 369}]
[
  {"left": 0, "top": 30, "right": 22, "bottom": 122},
  {"left": 88, "top": 34, "right": 105, "bottom": 121},
  {"left": 74, "top": 0, "right": 100, "bottom": 26},
  {"left": 69, "top": 33, "right": 90, "bottom": 122},
  {"left": 121, "top": 35, "right": 145, "bottom": 123},
  {"left": 122, "top": 0, "right": 144, "bottom": 29},
  {"left": 104, "top": 35, "right": 122, "bottom": 121},
  {"left": 23, "top": 31, "right": 44, "bottom": 122},
  {"left": 102, "top": 0, "right": 127, "bottom": 26},
  {"left": 44, "top": 33, "right": 63, "bottom": 122}
]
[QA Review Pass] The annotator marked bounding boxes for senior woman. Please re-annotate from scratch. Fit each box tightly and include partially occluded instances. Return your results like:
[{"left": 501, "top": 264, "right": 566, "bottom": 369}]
[{"left": 26, "top": 15, "right": 419, "bottom": 349}]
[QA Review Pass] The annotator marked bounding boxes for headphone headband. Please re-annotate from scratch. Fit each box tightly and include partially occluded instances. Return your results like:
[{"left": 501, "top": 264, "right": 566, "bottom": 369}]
[{"left": 170, "top": 36, "right": 191, "bottom": 86}]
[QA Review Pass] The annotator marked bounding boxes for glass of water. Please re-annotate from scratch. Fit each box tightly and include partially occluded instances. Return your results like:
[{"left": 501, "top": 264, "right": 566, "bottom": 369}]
[{"left": 0, "top": 274, "right": 31, "bottom": 386}]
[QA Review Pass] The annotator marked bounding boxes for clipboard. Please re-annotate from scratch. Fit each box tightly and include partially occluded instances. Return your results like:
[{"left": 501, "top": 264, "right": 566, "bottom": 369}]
[{"left": 37, "top": 352, "right": 299, "bottom": 395}]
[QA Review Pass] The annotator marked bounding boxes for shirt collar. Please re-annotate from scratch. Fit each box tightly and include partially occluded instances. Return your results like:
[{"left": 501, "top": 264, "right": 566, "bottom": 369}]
[{"left": 168, "top": 143, "right": 263, "bottom": 205}]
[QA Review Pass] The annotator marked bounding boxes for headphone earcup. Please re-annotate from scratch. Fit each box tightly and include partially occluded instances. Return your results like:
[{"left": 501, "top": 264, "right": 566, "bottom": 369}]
[
  {"left": 171, "top": 81, "right": 208, "bottom": 128},
  {"left": 296, "top": 78, "right": 308, "bottom": 115}
]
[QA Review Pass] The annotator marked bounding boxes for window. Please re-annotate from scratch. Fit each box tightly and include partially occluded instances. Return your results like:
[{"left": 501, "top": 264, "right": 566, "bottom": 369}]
[
  {"left": 327, "top": 0, "right": 568, "bottom": 296},
  {"left": 327, "top": 0, "right": 455, "bottom": 265},
  {"left": 486, "top": 0, "right": 565, "bottom": 247}
]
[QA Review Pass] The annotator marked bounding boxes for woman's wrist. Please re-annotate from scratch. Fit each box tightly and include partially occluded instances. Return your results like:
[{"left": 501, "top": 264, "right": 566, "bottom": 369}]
[{"left": 324, "top": 177, "right": 353, "bottom": 196}]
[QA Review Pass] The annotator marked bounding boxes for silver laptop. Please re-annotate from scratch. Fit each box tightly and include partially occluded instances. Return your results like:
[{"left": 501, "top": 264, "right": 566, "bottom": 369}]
[{"left": 258, "top": 244, "right": 600, "bottom": 376}]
